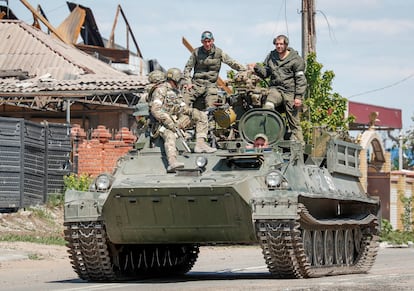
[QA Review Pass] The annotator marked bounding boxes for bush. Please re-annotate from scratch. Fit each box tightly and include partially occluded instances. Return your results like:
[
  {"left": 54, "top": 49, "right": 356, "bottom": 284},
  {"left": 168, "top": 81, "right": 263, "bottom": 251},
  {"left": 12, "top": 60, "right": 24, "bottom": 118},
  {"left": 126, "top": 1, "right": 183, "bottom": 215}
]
[
  {"left": 47, "top": 193, "right": 64, "bottom": 208},
  {"left": 63, "top": 173, "right": 93, "bottom": 191},
  {"left": 380, "top": 219, "right": 414, "bottom": 245}
]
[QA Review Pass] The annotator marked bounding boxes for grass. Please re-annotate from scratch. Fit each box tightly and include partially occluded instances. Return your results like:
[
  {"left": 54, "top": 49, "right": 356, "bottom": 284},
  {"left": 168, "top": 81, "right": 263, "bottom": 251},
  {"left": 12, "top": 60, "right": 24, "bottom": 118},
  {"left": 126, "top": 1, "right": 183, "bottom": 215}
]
[
  {"left": 380, "top": 230, "right": 414, "bottom": 245},
  {"left": 0, "top": 195, "right": 66, "bottom": 246},
  {"left": 28, "top": 253, "right": 43, "bottom": 260},
  {"left": 26, "top": 206, "right": 54, "bottom": 220},
  {"left": 0, "top": 234, "right": 66, "bottom": 246},
  {"left": 46, "top": 193, "right": 65, "bottom": 208}
]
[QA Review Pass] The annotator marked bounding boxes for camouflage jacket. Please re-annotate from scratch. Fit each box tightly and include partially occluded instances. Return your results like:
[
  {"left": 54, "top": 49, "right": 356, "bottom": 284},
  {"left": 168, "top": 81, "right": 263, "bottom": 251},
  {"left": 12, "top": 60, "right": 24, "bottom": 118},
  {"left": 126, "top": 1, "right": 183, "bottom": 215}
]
[
  {"left": 184, "top": 45, "right": 246, "bottom": 85},
  {"left": 258, "top": 48, "right": 307, "bottom": 98},
  {"left": 149, "top": 82, "right": 187, "bottom": 129}
]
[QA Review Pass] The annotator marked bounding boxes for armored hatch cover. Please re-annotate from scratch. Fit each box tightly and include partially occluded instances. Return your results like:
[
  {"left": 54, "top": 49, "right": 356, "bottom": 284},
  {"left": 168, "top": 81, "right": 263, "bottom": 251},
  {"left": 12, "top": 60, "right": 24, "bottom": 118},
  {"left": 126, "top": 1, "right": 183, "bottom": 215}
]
[{"left": 238, "top": 109, "right": 285, "bottom": 145}]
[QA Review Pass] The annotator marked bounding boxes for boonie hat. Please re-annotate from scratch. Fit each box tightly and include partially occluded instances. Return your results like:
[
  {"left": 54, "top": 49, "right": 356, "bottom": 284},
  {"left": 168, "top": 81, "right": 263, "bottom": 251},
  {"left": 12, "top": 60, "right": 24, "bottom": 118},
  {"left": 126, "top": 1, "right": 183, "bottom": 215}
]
[
  {"left": 201, "top": 31, "right": 214, "bottom": 40},
  {"left": 254, "top": 133, "right": 268, "bottom": 143}
]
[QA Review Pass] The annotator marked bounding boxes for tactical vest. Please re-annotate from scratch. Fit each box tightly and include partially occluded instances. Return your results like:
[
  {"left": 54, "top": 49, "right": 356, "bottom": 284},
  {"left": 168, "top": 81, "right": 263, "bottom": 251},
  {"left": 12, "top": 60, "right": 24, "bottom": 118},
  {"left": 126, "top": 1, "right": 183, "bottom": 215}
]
[
  {"left": 151, "top": 83, "right": 184, "bottom": 115},
  {"left": 192, "top": 46, "right": 223, "bottom": 83}
]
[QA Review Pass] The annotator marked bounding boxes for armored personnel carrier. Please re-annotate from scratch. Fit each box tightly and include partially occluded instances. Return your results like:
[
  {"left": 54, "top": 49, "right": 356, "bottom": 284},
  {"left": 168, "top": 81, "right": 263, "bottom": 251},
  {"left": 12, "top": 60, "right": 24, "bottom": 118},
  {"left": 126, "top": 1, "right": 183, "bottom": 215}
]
[{"left": 64, "top": 72, "right": 380, "bottom": 281}]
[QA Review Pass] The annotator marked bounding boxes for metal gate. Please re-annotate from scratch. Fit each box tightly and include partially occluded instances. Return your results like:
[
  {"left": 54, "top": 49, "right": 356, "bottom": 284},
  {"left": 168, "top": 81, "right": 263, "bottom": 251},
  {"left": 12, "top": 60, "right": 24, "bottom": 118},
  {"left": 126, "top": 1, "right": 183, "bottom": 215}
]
[
  {"left": 0, "top": 117, "right": 71, "bottom": 210},
  {"left": 368, "top": 172, "right": 390, "bottom": 221}
]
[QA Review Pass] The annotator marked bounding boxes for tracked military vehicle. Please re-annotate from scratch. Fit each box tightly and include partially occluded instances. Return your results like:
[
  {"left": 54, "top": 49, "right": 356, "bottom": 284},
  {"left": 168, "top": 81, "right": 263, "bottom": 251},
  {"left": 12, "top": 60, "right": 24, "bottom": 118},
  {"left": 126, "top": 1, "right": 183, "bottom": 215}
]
[{"left": 64, "top": 71, "right": 380, "bottom": 281}]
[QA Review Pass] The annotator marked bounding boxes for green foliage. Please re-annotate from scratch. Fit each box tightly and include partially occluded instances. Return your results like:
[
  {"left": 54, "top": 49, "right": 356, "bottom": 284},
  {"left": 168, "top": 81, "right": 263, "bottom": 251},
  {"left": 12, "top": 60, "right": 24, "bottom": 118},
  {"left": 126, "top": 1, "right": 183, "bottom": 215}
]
[
  {"left": 302, "top": 53, "right": 355, "bottom": 143},
  {"left": 28, "top": 253, "right": 42, "bottom": 260},
  {"left": 63, "top": 173, "right": 93, "bottom": 191},
  {"left": 46, "top": 193, "right": 64, "bottom": 208},
  {"left": 380, "top": 219, "right": 393, "bottom": 236},
  {"left": 380, "top": 219, "right": 414, "bottom": 245},
  {"left": 0, "top": 234, "right": 66, "bottom": 245},
  {"left": 403, "top": 115, "right": 414, "bottom": 168},
  {"left": 227, "top": 69, "right": 236, "bottom": 80},
  {"left": 26, "top": 206, "right": 53, "bottom": 220},
  {"left": 400, "top": 192, "right": 413, "bottom": 232},
  {"left": 227, "top": 54, "right": 354, "bottom": 143}
]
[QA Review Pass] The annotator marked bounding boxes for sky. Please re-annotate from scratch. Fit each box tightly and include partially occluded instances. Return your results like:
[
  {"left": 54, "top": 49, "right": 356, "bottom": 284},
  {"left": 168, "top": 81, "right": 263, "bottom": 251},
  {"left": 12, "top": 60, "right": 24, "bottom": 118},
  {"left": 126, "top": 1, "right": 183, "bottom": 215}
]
[{"left": 7, "top": 0, "right": 414, "bottom": 133}]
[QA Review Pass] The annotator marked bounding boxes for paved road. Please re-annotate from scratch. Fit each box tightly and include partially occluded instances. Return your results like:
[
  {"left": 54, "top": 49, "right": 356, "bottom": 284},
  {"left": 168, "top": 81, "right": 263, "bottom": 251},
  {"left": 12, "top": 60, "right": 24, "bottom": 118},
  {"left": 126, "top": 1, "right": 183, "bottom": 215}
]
[{"left": 1, "top": 244, "right": 413, "bottom": 291}]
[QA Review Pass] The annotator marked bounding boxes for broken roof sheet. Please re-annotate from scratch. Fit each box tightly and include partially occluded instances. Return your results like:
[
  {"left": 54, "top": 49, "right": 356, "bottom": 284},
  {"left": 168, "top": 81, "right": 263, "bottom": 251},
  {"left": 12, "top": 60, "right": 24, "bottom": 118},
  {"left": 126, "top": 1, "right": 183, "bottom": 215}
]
[
  {"left": 0, "top": 20, "right": 148, "bottom": 95},
  {"left": 67, "top": 1, "right": 104, "bottom": 47}
]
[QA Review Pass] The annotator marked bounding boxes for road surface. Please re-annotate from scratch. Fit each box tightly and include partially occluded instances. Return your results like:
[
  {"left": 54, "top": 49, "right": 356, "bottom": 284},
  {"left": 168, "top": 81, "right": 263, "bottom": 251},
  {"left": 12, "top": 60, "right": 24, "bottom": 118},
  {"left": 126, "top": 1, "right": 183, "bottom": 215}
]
[{"left": 0, "top": 243, "right": 413, "bottom": 291}]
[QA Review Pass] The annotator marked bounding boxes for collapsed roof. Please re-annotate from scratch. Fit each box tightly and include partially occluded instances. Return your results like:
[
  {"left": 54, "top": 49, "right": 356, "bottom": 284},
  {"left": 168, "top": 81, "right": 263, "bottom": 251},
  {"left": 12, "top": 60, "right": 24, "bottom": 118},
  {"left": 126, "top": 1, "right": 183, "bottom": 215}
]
[{"left": 0, "top": 19, "right": 148, "bottom": 111}]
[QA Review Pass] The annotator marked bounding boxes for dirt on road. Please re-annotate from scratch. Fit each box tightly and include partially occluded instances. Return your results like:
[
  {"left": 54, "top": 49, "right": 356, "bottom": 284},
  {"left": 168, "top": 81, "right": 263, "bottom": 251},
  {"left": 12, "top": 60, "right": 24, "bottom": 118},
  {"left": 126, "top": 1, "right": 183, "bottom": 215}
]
[{"left": 0, "top": 206, "right": 66, "bottom": 263}]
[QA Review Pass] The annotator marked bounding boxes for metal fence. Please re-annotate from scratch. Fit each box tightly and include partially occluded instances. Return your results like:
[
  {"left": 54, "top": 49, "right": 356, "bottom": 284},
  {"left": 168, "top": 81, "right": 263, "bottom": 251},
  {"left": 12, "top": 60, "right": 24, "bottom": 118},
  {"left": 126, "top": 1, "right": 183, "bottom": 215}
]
[{"left": 0, "top": 117, "right": 71, "bottom": 209}]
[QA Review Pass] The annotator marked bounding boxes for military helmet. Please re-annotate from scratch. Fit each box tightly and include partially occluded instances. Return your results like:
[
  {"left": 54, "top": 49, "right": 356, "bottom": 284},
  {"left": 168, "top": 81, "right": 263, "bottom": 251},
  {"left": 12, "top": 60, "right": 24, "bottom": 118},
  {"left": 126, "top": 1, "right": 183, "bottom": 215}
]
[
  {"left": 166, "top": 68, "right": 182, "bottom": 83},
  {"left": 148, "top": 70, "right": 166, "bottom": 83}
]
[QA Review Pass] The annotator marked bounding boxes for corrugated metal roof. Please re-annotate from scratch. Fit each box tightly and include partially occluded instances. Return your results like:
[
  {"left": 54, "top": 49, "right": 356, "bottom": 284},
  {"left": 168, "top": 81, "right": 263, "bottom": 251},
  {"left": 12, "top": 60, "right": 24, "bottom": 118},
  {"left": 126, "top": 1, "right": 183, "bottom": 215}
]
[
  {"left": 0, "top": 20, "right": 148, "bottom": 95},
  {"left": 0, "top": 75, "right": 147, "bottom": 95}
]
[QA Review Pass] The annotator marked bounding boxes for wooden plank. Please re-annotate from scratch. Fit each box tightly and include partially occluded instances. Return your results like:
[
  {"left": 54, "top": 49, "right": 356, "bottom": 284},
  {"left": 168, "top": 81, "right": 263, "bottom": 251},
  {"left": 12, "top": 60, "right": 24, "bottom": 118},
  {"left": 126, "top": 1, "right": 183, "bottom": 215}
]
[
  {"left": 75, "top": 44, "right": 129, "bottom": 64},
  {"left": 56, "top": 6, "right": 86, "bottom": 44}
]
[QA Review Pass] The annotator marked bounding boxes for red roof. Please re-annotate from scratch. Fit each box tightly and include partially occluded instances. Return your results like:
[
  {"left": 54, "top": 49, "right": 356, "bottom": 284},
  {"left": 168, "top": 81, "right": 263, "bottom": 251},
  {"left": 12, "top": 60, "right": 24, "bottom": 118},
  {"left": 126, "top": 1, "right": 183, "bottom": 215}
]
[{"left": 348, "top": 101, "right": 402, "bottom": 129}]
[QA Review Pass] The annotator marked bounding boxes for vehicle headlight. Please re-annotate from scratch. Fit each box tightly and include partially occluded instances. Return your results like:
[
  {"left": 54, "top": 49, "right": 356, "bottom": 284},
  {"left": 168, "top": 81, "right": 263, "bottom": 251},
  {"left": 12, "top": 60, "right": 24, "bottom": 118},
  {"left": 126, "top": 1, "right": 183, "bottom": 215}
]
[
  {"left": 195, "top": 156, "right": 208, "bottom": 168},
  {"left": 95, "top": 173, "right": 113, "bottom": 191},
  {"left": 266, "top": 171, "right": 283, "bottom": 188}
]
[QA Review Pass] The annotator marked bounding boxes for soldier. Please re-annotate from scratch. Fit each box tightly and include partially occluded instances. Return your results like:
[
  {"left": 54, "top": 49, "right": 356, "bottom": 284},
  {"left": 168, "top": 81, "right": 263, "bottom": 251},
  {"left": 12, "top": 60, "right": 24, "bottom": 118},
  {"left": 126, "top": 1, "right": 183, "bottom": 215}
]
[
  {"left": 253, "top": 35, "right": 307, "bottom": 143},
  {"left": 150, "top": 67, "right": 216, "bottom": 172},
  {"left": 253, "top": 133, "right": 269, "bottom": 148},
  {"left": 132, "top": 70, "right": 166, "bottom": 134},
  {"left": 246, "top": 133, "right": 269, "bottom": 151},
  {"left": 183, "top": 30, "right": 246, "bottom": 110}
]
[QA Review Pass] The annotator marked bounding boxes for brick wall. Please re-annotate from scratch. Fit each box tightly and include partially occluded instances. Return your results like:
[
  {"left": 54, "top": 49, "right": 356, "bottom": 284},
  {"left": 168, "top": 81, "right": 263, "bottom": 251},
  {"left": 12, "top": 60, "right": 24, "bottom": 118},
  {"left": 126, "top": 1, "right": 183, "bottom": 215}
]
[
  {"left": 71, "top": 124, "right": 136, "bottom": 176},
  {"left": 390, "top": 171, "right": 414, "bottom": 231}
]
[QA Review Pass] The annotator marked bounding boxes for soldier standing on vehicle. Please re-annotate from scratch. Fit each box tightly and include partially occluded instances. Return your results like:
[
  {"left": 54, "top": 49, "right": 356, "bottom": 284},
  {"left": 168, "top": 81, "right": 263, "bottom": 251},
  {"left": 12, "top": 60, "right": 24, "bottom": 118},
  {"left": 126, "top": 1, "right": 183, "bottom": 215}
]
[
  {"left": 253, "top": 35, "right": 307, "bottom": 143},
  {"left": 183, "top": 30, "right": 247, "bottom": 110},
  {"left": 149, "top": 68, "right": 216, "bottom": 172}
]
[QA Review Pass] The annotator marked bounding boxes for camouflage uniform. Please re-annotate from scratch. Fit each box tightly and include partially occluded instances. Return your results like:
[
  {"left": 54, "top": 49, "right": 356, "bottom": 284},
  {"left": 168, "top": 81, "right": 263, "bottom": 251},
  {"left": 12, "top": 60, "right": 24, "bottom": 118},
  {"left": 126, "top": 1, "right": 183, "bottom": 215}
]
[
  {"left": 183, "top": 45, "right": 246, "bottom": 110},
  {"left": 142, "top": 70, "right": 166, "bottom": 102},
  {"left": 255, "top": 47, "right": 307, "bottom": 142},
  {"left": 150, "top": 81, "right": 215, "bottom": 171}
]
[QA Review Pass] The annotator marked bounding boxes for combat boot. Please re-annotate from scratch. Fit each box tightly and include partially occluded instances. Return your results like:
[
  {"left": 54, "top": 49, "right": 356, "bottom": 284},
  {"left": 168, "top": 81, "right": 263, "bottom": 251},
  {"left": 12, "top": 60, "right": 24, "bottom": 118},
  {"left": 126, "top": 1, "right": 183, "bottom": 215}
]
[
  {"left": 194, "top": 138, "right": 217, "bottom": 153},
  {"left": 167, "top": 157, "right": 184, "bottom": 173}
]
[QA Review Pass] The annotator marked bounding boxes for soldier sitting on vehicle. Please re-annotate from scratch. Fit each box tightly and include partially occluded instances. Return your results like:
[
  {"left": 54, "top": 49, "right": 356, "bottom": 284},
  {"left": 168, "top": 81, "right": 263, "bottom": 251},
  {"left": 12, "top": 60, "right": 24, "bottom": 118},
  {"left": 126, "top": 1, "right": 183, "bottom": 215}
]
[
  {"left": 149, "top": 67, "right": 216, "bottom": 172},
  {"left": 183, "top": 30, "right": 247, "bottom": 110}
]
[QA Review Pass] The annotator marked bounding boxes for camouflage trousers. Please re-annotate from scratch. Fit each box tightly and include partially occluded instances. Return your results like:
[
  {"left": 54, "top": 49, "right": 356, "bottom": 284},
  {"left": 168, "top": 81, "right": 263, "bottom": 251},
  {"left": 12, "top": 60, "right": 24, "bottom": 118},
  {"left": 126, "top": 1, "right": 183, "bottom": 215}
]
[
  {"left": 266, "top": 87, "right": 304, "bottom": 143},
  {"left": 160, "top": 108, "right": 209, "bottom": 159},
  {"left": 183, "top": 82, "right": 219, "bottom": 110}
]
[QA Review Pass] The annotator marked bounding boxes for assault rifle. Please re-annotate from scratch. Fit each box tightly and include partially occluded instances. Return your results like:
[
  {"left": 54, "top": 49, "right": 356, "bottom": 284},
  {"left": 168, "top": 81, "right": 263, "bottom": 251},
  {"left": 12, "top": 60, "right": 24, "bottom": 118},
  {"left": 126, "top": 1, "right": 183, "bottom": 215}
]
[{"left": 175, "top": 127, "right": 192, "bottom": 153}]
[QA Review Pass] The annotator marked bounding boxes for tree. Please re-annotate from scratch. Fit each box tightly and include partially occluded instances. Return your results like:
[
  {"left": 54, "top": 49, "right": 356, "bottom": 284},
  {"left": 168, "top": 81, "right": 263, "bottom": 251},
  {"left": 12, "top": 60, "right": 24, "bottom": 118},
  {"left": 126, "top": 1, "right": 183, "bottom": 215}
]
[
  {"left": 401, "top": 116, "right": 414, "bottom": 169},
  {"left": 301, "top": 53, "right": 355, "bottom": 143},
  {"left": 388, "top": 115, "right": 414, "bottom": 170},
  {"left": 227, "top": 53, "right": 353, "bottom": 144}
]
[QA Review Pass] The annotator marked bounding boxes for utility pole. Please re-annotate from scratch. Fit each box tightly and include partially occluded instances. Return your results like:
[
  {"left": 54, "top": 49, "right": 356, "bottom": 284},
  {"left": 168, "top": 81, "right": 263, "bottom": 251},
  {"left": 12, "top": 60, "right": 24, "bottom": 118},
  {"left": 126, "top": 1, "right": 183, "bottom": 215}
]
[{"left": 301, "top": 0, "right": 316, "bottom": 59}]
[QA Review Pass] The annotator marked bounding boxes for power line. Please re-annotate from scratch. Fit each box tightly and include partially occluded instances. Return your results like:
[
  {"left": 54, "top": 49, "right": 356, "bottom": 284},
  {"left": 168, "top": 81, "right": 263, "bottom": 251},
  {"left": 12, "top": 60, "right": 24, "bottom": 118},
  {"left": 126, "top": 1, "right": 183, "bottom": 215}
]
[
  {"left": 284, "top": 0, "right": 289, "bottom": 37},
  {"left": 348, "top": 73, "right": 414, "bottom": 99},
  {"left": 316, "top": 9, "right": 336, "bottom": 43},
  {"left": 273, "top": 0, "right": 285, "bottom": 37}
]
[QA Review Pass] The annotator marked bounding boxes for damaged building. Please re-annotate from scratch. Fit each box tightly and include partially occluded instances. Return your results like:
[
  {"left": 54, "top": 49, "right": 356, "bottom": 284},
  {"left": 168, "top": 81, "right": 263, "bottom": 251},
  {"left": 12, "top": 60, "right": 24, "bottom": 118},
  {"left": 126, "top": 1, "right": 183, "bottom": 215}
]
[{"left": 0, "top": 2, "right": 156, "bottom": 208}]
